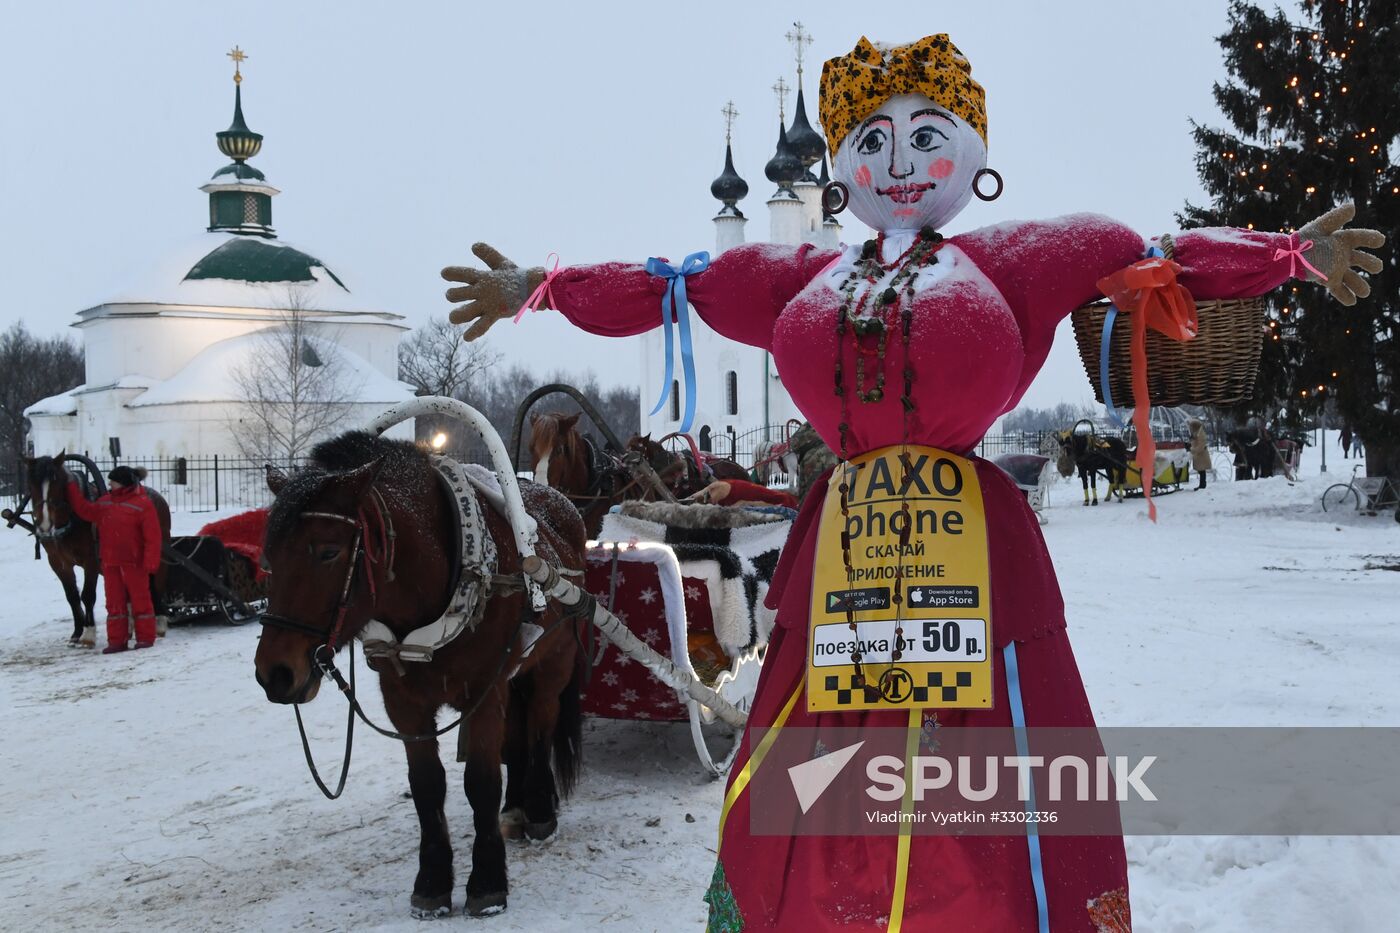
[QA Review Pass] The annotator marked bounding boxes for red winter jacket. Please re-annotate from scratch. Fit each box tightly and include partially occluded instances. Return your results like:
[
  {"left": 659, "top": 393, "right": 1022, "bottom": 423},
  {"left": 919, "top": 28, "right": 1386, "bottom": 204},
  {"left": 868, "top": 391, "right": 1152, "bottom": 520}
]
[{"left": 68, "top": 481, "right": 163, "bottom": 574}]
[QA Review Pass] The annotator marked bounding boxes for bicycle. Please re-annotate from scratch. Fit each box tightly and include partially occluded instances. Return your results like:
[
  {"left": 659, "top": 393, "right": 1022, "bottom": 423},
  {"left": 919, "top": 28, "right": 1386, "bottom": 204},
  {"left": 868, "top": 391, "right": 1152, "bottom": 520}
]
[{"left": 1321, "top": 464, "right": 1400, "bottom": 514}]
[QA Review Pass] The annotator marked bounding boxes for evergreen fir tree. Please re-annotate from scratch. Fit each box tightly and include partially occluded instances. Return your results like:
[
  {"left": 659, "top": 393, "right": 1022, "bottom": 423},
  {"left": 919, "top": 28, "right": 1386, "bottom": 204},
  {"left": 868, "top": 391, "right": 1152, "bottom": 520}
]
[{"left": 1182, "top": 0, "right": 1398, "bottom": 476}]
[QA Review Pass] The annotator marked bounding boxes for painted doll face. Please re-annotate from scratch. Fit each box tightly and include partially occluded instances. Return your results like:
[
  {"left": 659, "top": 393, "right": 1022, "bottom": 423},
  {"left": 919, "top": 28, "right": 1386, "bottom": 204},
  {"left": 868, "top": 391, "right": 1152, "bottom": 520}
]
[{"left": 832, "top": 93, "right": 986, "bottom": 233}]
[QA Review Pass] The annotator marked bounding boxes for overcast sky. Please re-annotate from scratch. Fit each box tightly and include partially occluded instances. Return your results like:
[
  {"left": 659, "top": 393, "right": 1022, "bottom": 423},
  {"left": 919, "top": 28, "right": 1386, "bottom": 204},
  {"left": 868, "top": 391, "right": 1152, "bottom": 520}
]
[{"left": 0, "top": 0, "right": 1258, "bottom": 413}]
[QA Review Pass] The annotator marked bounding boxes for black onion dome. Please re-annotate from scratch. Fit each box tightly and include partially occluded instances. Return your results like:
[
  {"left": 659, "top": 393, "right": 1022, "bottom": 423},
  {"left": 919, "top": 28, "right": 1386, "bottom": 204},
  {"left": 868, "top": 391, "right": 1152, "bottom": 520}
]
[
  {"left": 764, "top": 123, "right": 803, "bottom": 189},
  {"left": 710, "top": 143, "right": 749, "bottom": 205},
  {"left": 786, "top": 87, "right": 826, "bottom": 171}
]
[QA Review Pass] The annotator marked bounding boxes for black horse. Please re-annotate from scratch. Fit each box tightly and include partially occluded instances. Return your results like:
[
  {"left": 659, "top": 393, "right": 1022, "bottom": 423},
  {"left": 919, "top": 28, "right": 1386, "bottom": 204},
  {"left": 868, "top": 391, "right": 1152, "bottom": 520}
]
[
  {"left": 1226, "top": 426, "right": 1290, "bottom": 480},
  {"left": 1057, "top": 428, "right": 1130, "bottom": 506}
]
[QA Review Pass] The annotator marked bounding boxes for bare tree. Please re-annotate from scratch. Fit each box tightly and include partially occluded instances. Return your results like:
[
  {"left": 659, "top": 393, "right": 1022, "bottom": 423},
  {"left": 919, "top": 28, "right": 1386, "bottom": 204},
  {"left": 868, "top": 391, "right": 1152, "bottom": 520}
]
[
  {"left": 1002, "top": 402, "right": 1098, "bottom": 434},
  {"left": 399, "top": 316, "right": 500, "bottom": 398},
  {"left": 229, "top": 296, "right": 364, "bottom": 466},
  {"left": 399, "top": 316, "right": 501, "bottom": 447},
  {"left": 0, "top": 322, "right": 84, "bottom": 465}
]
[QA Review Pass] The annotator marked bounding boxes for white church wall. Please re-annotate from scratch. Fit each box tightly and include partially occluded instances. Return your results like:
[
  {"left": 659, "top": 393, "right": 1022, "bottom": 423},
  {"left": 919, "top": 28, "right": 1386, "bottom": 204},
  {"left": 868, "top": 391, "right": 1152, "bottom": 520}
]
[
  {"left": 79, "top": 310, "right": 260, "bottom": 386},
  {"left": 25, "top": 415, "right": 80, "bottom": 458},
  {"left": 304, "top": 320, "right": 405, "bottom": 380}
]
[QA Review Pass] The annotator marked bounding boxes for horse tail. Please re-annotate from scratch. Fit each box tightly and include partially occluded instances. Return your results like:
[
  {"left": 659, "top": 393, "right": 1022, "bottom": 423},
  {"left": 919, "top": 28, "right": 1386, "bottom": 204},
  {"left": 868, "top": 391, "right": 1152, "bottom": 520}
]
[{"left": 553, "top": 656, "right": 584, "bottom": 799}]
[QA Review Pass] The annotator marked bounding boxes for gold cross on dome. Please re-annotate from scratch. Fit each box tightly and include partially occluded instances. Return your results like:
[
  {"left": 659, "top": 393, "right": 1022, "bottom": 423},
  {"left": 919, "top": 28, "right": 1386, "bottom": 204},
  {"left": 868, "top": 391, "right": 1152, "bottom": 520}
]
[
  {"left": 772, "top": 76, "right": 789, "bottom": 123},
  {"left": 786, "top": 21, "right": 813, "bottom": 79},
  {"left": 722, "top": 100, "right": 739, "bottom": 143},
  {"left": 227, "top": 46, "right": 248, "bottom": 84}
]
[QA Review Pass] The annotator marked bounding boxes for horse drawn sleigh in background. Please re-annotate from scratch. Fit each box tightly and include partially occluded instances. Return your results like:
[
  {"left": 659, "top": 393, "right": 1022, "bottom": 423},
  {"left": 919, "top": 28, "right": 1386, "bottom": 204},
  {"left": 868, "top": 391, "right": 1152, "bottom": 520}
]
[
  {"left": 1054, "top": 416, "right": 1209, "bottom": 504},
  {"left": 510, "top": 384, "right": 802, "bottom": 774},
  {"left": 3, "top": 453, "right": 268, "bottom": 641}
]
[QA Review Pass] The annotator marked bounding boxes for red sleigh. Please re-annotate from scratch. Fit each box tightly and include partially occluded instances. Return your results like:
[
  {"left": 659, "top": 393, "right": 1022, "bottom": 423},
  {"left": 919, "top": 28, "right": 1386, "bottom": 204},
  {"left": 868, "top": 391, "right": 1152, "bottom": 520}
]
[{"left": 580, "top": 541, "right": 763, "bottom": 776}]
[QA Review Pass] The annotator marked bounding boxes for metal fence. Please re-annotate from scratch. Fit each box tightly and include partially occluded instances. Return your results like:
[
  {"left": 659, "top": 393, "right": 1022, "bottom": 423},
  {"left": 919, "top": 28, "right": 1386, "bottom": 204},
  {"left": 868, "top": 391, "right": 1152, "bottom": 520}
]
[
  {"left": 2, "top": 455, "right": 308, "bottom": 514},
  {"left": 2, "top": 431, "right": 1064, "bottom": 514}
]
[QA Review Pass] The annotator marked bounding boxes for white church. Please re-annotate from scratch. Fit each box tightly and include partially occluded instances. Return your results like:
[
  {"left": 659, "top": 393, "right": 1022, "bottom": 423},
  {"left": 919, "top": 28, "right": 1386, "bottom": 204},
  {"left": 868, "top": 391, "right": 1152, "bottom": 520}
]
[
  {"left": 25, "top": 56, "right": 415, "bottom": 462},
  {"left": 28, "top": 35, "right": 842, "bottom": 469},
  {"left": 637, "top": 61, "right": 844, "bottom": 455}
]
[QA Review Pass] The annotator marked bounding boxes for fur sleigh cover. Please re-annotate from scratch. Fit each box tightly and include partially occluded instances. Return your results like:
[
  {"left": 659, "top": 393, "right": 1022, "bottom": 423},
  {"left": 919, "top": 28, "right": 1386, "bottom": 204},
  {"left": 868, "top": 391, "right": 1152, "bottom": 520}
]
[{"left": 597, "top": 502, "right": 792, "bottom": 654}]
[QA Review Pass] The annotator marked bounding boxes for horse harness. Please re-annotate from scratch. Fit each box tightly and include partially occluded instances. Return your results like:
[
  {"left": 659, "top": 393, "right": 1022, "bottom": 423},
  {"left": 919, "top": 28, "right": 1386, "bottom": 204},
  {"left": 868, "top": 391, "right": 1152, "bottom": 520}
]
[
  {"left": 556, "top": 434, "right": 634, "bottom": 505},
  {"left": 32, "top": 474, "right": 95, "bottom": 543},
  {"left": 260, "top": 458, "right": 553, "bottom": 671},
  {"left": 259, "top": 458, "right": 590, "bottom": 799}
]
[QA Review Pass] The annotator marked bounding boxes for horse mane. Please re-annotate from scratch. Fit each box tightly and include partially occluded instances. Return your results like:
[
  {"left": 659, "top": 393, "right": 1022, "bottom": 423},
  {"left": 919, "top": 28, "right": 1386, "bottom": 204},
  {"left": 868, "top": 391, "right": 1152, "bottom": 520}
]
[{"left": 266, "top": 431, "right": 432, "bottom": 548}]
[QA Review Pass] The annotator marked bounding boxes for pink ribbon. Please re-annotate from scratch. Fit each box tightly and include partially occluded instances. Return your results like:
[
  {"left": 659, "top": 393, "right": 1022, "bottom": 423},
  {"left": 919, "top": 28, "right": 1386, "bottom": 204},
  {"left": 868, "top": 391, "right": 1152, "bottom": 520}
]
[
  {"left": 1272, "top": 233, "right": 1328, "bottom": 283},
  {"left": 513, "top": 253, "right": 561, "bottom": 323}
]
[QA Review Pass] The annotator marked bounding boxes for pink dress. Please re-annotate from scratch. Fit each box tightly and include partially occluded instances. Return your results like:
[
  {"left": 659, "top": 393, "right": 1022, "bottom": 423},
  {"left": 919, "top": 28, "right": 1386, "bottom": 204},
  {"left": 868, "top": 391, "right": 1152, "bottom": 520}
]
[{"left": 547, "top": 215, "right": 1294, "bottom": 931}]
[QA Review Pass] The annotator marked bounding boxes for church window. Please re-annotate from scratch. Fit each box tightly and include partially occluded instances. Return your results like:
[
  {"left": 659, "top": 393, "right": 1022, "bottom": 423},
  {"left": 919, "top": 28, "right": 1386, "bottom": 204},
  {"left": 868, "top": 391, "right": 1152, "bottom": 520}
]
[
  {"left": 669, "top": 381, "right": 680, "bottom": 421},
  {"left": 725, "top": 371, "right": 738, "bottom": 416}
]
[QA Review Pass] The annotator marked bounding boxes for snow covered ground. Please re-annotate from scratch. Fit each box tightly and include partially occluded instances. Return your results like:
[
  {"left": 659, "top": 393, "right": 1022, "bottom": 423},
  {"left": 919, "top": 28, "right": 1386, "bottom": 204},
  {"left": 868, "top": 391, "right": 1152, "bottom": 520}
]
[{"left": 2, "top": 448, "right": 1397, "bottom": 932}]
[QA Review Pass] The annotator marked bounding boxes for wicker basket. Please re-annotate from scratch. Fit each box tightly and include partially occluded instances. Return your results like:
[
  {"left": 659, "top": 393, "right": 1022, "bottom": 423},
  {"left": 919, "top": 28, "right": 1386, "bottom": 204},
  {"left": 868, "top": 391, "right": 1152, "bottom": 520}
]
[{"left": 1070, "top": 294, "right": 1266, "bottom": 409}]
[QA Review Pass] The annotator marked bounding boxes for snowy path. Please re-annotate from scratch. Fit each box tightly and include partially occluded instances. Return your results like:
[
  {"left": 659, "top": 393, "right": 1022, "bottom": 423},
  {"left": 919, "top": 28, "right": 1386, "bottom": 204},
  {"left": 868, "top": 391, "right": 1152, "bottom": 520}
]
[{"left": 2, "top": 462, "right": 1397, "bottom": 931}]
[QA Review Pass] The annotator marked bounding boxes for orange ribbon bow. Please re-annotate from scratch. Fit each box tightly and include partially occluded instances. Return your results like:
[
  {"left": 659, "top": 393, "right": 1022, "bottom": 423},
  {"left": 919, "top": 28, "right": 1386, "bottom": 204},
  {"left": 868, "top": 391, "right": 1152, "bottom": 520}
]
[{"left": 1095, "top": 257, "right": 1198, "bottom": 521}]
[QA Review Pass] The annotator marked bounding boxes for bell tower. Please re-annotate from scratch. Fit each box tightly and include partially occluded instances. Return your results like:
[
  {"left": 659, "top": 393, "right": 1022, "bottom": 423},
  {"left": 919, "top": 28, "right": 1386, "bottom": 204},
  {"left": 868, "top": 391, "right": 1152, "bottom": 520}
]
[{"left": 200, "top": 47, "right": 279, "bottom": 237}]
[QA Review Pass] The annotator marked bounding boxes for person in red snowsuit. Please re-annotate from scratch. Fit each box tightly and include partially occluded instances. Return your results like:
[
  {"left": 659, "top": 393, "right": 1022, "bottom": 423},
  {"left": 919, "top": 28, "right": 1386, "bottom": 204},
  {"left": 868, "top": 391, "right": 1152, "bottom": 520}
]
[{"left": 68, "top": 466, "right": 162, "bottom": 653}]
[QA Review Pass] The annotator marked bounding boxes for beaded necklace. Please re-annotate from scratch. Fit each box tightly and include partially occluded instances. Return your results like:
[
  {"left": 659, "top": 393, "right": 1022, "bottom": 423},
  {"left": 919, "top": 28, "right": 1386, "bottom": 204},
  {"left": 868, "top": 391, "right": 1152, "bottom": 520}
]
[{"left": 833, "top": 227, "right": 943, "bottom": 689}]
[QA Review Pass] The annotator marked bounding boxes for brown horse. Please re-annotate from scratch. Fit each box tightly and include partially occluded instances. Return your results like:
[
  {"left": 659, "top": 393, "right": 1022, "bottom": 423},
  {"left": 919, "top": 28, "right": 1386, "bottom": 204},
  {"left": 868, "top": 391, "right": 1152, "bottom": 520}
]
[
  {"left": 253, "top": 431, "right": 586, "bottom": 919},
  {"left": 23, "top": 455, "right": 172, "bottom": 645},
  {"left": 528, "top": 411, "right": 635, "bottom": 536},
  {"left": 625, "top": 433, "right": 748, "bottom": 499}
]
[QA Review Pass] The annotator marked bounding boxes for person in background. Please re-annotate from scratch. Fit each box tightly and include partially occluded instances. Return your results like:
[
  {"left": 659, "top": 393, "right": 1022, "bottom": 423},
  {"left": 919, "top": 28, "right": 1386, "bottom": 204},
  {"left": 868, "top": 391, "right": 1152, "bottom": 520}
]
[
  {"left": 1188, "top": 418, "right": 1212, "bottom": 490},
  {"left": 1340, "top": 424, "right": 1353, "bottom": 459},
  {"left": 67, "top": 466, "right": 163, "bottom": 653}
]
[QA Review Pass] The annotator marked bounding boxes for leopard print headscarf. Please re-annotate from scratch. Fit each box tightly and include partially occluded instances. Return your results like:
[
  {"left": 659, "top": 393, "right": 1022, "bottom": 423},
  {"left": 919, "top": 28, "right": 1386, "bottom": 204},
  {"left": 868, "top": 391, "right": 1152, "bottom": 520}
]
[{"left": 818, "top": 35, "right": 987, "bottom": 156}]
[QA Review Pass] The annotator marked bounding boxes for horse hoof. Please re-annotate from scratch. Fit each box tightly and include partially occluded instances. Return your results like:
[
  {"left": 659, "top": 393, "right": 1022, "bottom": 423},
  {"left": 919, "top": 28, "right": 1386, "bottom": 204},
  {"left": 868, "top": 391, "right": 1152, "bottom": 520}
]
[
  {"left": 410, "top": 893, "right": 452, "bottom": 919},
  {"left": 466, "top": 891, "right": 507, "bottom": 917},
  {"left": 524, "top": 819, "right": 558, "bottom": 841},
  {"left": 156, "top": 616, "right": 169, "bottom": 637},
  {"left": 500, "top": 808, "right": 526, "bottom": 840},
  {"left": 79, "top": 628, "right": 97, "bottom": 648}
]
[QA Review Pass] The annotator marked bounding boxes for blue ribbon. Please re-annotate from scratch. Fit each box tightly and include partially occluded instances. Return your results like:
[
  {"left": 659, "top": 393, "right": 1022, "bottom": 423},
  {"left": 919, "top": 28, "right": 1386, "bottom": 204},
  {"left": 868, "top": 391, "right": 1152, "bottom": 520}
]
[
  {"left": 645, "top": 251, "right": 710, "bottom": 434},
  {"left": 1099, "top": 305, "right": 1124, "bottom": 428},
  {"left": 1099, "top": 244, "right": 1165, "bottom": 429},
  {"left": 1004, "top": 642, "right": 1051, "bottom": 933}
]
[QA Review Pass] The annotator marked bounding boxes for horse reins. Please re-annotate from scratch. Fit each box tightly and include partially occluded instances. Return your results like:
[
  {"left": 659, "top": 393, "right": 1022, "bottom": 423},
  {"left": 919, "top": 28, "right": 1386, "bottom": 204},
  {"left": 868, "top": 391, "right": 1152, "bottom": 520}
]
[
  {"left": 260, "top": 483, "right": 586, "bottom": 800},
  {"left": 260, "top": 486, "right": 397, "bottom": 656}
]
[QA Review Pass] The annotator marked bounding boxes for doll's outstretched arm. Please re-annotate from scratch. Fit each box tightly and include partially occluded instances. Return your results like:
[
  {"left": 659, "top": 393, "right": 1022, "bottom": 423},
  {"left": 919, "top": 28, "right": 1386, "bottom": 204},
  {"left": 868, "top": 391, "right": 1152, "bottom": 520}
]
[
  {"left": 1162, "top": 202, "right": 1384, "bottom": 303},
  {"left": 443, "top": 241, "right": 837, "bottom": 350}
]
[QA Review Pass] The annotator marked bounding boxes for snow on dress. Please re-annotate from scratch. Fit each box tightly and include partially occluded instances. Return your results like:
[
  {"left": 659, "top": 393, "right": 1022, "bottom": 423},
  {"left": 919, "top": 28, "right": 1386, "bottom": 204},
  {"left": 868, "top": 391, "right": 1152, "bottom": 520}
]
[{"left": 546, "top": 214, "right": 1294, "bottom": 932}]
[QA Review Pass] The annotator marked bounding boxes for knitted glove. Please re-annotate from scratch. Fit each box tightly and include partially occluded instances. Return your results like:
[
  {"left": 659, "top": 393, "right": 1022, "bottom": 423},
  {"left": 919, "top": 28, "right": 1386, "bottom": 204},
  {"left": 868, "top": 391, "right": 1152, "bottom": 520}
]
[
  {"left": 1297, "top": 202, "right": 1386, "bottom": 306},
  {"left": 442, "top": 243, "right": 546, "bottom": 341}
]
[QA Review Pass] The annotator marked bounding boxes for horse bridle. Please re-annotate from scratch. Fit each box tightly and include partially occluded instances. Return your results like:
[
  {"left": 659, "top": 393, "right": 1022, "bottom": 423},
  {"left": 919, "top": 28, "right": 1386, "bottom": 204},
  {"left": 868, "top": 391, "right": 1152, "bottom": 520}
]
[
  {"left": 32, "top": 473, "right": 78, "bottom": 542},
  {"left": 259, "top": 486, "right": 397, "bottom": 669}
]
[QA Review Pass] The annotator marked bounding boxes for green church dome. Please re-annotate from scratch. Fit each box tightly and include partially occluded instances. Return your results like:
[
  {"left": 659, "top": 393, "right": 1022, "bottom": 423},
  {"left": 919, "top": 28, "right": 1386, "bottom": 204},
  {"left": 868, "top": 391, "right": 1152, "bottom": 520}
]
[{"left": 184, "top": 237, "right": 347, "bottom": 289}]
